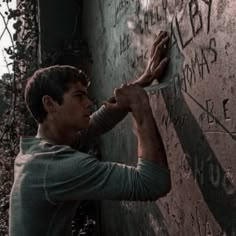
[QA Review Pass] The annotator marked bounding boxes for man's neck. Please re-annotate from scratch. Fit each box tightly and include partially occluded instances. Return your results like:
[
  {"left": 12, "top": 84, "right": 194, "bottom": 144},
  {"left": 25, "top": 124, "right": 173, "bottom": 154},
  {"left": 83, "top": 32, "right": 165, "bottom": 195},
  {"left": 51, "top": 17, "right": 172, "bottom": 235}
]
[{"left": 37, "top": 122, "right": 77, "bottom": 146}]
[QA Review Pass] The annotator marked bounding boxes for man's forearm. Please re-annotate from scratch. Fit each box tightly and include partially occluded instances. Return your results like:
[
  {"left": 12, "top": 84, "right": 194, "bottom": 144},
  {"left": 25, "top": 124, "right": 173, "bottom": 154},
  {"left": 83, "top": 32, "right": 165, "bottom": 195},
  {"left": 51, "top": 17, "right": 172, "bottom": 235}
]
[
  {"left": 132, "top": 105, "right": 168, "bottom": 169},
  {"left": 72, "top": 105, "right": 128, "bottom": 149}
]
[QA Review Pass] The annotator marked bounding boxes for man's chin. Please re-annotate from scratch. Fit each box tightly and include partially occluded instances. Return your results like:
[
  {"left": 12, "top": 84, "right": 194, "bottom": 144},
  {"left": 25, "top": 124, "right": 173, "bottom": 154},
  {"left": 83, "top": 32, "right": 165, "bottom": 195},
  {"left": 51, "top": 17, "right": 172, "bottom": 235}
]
[{"left": 77, "top": 122, "right": 90, "bottom": 130}]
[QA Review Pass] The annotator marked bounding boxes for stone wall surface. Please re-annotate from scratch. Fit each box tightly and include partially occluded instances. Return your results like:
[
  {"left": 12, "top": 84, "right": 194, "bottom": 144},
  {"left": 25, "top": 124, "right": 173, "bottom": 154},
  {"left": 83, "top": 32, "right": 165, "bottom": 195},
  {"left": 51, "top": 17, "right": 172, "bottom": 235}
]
[{"left": 82, "top": 0, "right": 236, "bottom": 235}]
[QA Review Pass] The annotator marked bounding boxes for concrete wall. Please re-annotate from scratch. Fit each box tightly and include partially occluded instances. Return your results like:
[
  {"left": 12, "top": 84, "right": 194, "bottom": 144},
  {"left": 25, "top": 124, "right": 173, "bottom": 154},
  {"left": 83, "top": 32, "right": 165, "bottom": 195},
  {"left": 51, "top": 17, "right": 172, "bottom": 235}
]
[
  {"left": 82, "top": 0, "right": 236, "bottom": 235},
  {"left": 38, "top": 0, "right": 89, "bottom": 68}
]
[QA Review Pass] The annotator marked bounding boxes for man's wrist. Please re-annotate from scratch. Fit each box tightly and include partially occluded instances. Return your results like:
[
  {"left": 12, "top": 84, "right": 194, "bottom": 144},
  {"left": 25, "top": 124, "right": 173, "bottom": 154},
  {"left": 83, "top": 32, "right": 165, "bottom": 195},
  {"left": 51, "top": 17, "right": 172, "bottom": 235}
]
[
  {"left": 133, "top": 73, "right": 152, "bottom": 88},
  {"left": 132, "top": 102, "right": 152, "bottom": 113},
  {"left": 131, "top": 104, "right": 153, "bottom": 125}
]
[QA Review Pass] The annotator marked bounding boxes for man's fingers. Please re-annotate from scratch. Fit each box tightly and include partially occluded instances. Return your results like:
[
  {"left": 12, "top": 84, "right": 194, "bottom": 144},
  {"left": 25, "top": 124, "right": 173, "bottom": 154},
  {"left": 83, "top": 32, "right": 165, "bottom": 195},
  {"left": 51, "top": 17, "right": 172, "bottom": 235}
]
[
  {"left": 150, "top": 31, "right": 168, "bottom": 58},
  {"left": 102, "top": 100, "right": 117, "bottom": 109},
  {"left": 159, "top": 35, "right": 169, "bottom": 50},
  {"left": 154, "top": 31, "right": 167, "bottom": 45},
  {"left": 151, "top": 35, "right": 169, "bottom": 62},
  {"left": 155, "top": 30, "right": 165, "bottom": 38},
  {"left": 106, "top": 95, "right": 116, "bottom": 104},
  {"left": 120, "top": 83, "right": 128, "bottom": 88},
  {"left": 152, "top": 57, "right": 169, "bottom": 79}
]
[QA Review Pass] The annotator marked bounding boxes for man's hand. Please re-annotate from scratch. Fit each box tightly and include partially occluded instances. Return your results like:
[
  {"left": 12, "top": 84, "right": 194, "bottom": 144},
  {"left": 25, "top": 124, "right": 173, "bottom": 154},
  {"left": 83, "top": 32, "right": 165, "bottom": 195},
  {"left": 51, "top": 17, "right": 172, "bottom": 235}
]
[
  {"left": 103, "top": 84, "right": 150, "bottom": 113},
  {"left": 104, "top": 31, "right": 169, "bottom": 107},
  {"left": 134, "top": 31, "right": 169, "bottom": 87}
]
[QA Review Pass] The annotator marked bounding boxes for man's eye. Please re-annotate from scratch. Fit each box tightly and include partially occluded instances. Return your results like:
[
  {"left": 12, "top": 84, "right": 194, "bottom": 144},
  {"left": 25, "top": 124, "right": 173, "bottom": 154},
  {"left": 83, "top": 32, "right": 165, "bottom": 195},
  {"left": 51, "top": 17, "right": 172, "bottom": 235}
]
[{"left": 74, "top": 93, "right": 89, "bottom": 100}]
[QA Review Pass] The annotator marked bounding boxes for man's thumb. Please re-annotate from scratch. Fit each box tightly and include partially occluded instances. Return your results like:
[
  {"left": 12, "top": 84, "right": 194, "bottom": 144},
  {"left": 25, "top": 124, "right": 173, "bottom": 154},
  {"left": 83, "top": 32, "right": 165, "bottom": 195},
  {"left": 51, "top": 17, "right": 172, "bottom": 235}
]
[{"left": 102, "top": 100, "right": 117, "bottom": 110}]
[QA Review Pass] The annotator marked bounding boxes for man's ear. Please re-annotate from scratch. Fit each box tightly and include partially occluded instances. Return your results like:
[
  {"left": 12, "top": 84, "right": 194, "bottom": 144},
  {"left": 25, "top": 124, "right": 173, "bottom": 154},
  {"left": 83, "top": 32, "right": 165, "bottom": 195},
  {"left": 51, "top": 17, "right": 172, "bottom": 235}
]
[{"left": 42, "top": 95, "right": 58, "bottom": 113}]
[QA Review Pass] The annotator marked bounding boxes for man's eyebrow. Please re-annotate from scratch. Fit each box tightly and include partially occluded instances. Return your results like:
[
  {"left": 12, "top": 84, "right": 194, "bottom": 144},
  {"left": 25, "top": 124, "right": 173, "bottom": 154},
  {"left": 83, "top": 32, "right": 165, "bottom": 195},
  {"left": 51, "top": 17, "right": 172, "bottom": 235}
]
[{"left": 72, "top": 90, "right": 88, "bottom": 95}]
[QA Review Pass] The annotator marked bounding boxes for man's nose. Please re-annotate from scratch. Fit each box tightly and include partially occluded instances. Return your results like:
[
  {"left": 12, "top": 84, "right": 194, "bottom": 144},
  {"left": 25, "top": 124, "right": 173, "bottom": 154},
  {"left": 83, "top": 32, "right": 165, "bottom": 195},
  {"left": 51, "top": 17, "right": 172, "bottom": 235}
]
[{"left": 85, "top": 97, "right": 93, "bottom": 108}]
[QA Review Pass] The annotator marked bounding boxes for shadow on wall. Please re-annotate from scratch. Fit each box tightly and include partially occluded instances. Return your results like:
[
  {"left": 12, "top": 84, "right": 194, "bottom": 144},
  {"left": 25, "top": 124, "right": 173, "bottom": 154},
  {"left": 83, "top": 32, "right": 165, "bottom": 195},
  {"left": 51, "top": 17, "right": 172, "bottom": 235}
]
[
  {"left": 134, "top": 202, "right": 170, "bottom": 236},
  {"left": 161, "top": 84, "right": 236, "bottom": 235},
  {"left": 101, "top": 201, "right": 170, "bottom": 236}
]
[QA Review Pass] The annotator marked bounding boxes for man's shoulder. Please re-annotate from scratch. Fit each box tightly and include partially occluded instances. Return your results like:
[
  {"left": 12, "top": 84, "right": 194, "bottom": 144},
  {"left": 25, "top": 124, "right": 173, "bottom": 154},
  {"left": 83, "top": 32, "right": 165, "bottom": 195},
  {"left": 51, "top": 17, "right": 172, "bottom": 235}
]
[{"left": 19, "top": 136, "right": 92, "bottom": 161}]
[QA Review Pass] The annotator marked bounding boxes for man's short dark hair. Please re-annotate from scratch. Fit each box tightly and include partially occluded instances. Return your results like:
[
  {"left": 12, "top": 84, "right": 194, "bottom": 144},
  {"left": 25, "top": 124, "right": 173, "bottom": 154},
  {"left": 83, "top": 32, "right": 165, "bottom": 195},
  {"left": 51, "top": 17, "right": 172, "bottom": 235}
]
[{"left": 25, "top": 65, "right": 90, "bottom": 123}]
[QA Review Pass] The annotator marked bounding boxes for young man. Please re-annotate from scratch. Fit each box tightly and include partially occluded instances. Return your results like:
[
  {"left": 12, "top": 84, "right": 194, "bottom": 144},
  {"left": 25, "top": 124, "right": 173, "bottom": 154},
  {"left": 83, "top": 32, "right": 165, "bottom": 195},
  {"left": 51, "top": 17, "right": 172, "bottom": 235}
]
[{"left": 9, "top": 32, "right": 171, "bottom": 236}]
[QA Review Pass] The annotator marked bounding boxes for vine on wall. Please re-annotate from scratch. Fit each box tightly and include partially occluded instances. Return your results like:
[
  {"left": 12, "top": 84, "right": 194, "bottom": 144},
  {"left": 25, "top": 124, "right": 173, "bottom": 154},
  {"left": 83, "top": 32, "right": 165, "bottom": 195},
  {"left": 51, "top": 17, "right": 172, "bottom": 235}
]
[
  {"left": 0, "top": 0, "right": 38, "bottom": 234},
  {"left": 0, "top": 1, "right": 96, "bottom": 235}
]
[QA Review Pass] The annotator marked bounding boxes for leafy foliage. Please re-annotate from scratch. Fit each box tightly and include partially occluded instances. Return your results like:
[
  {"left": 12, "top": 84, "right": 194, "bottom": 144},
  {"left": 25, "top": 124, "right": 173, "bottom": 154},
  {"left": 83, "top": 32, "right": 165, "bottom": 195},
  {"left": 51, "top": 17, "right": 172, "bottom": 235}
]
[
  {"left": 0, "top": 0, "right": 39, "bottom": 234},
  {"left": 0, "top": 1, "right": 97, "bottom": 235}
]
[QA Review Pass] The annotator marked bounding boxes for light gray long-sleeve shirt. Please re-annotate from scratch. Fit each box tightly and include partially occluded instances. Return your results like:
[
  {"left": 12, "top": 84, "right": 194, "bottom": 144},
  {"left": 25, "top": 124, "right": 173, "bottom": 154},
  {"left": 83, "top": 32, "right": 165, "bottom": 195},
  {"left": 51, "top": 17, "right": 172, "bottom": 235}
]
[{"left": 9, "top": 106, "right": 171, "bottom": 236}]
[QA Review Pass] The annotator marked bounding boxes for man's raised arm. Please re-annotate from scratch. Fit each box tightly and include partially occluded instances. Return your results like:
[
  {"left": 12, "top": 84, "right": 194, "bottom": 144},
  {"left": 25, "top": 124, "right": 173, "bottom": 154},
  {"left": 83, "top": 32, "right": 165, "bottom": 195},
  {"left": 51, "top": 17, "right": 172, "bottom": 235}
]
[
  {"left": 72, "top": 31, "right": 169, "bottom": 149},
  {"left": 104, "top": 83, "right": 169, "bottom": 170}
]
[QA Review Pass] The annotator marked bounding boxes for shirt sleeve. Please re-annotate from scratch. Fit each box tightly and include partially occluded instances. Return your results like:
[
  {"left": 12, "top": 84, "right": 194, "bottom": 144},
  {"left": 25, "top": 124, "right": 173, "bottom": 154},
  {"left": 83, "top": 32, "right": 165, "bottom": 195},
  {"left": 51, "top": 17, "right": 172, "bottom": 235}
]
[
  {"left": 45, "top": 146, "right": 171, "bottom": 203},
  {"left": 71, "top": 105, "right": 128, "bottom": 149}
]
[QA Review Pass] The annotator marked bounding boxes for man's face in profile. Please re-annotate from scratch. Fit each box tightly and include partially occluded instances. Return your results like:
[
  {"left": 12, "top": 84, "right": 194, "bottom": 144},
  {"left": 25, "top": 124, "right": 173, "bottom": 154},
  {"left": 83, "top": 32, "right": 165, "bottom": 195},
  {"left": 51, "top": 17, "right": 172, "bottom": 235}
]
[{"left": 53, "top": 81, "right": 93, "bottom": 131}]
